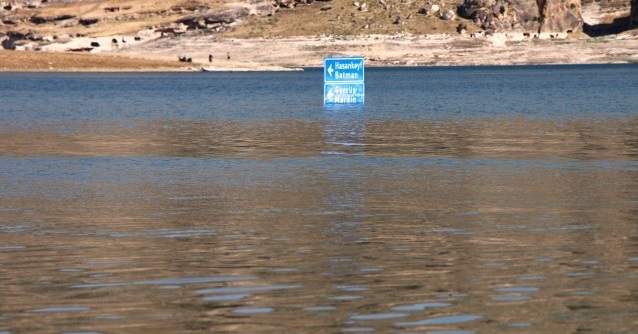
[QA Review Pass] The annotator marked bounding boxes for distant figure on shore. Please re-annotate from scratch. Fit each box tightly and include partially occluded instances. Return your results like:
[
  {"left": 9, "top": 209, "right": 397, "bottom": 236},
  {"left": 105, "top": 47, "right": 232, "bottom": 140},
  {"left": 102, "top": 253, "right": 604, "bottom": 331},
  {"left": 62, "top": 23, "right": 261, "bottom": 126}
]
[
  {"left": 209, "top": 54, "right": 213, "bottom": 63},
  {"left": 227, "top": 52, "right": 230, "bottom": 61}
]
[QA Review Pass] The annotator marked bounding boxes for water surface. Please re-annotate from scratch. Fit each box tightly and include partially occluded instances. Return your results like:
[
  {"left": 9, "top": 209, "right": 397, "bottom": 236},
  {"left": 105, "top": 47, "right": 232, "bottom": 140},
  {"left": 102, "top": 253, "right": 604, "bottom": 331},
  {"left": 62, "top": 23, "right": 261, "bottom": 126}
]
[{"left": 1, "top": 65, "right": 638, "bottom": 333}]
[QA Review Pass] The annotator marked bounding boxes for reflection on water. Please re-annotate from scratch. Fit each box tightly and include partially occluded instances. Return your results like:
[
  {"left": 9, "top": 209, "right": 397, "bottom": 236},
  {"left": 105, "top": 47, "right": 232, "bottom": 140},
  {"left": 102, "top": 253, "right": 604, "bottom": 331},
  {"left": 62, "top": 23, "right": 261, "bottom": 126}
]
[
  {"left": 2, "top": 117, "right": 638, "bottom": 159},
  {"left": 1, "top": 68, "right": 638, "bottom": 333}
]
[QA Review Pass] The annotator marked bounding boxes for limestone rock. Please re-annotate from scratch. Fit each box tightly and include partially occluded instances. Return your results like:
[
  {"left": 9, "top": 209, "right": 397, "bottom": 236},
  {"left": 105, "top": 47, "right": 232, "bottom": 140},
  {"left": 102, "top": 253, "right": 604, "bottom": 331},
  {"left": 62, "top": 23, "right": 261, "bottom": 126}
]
[
  {"left": 253, "top": 2, "right": 276, "bottom": 16},
  {"left": 277, "top": 0, "right": 296, "bottom": 8},
  {"left": 457, "top": 0, "right": 582, "bottom": 33},
  {"left": 539, "top": 0, "right": 583, "bottom": 33},
  {"left": 440, "top": 9, "right": 455, "bottom": 20}
]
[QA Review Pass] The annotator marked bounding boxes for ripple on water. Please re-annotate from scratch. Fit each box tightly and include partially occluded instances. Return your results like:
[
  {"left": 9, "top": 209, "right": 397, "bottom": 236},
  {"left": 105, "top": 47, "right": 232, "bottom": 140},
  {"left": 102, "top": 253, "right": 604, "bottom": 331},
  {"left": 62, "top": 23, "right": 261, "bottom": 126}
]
[
  {"left": 268, "top": 268, "right": 299, "bottom": 273},
  {"left": 327, "top": 295, "right": 363, "bottom": 301},
  {"left": 203, "top": 294, "right": 251, "bottom": 302},
  {"left": 303, "top": 306, "right": 337, "bottom": 312},
  {"left": 232, "top": 307, "right": 274, "bottom": 314},
  {"left": 517, "top": 276, "right": 547, "bottom": 281},
  {"left": 395, "top": 315, "right": 483, "bottom": 327},
  {"left": 29, "top": 307, "right": 90, "bottom": 313},
  {"left": 351, "top": 313, "right": 408, "bottom": 320},
  {"left": 135, "top": 276, "right": 257, "bottom": 285},
  {"left": 435, "top": 293, "right": 469, "bottom": 299},
  {"left": 0, "top": 246, "right": 26, "bottom": 251},
  {"left": 421, "top": 228, "right": 473, "bottom": 236},
  {"left": 94, "top": 315, "right": 125, "bottom": 320},
  {"left": 507, "top": 322, "right": 532, "bottom": 328},
  {"left": 565, "top": 272, "right": 596, "bottom": 277},
  {"left": 341, "top": 328, "right": 374, "bottom": 333},
  {"left": 391, "top": 302, "right": 452, "bottom": 311},
  {"left": 195, "top": 285, "right": 301, "bottom": 295},
  {"left": 494, "top": 287, "right": 540, "bottom": 293},
  {"left": 336, "top": 285, "right": 368, "bottom": 292},
  {"left": 72, "top": 276, "right": 257, "bottom": 289},
  {"left": 491, "top": 295, "right": 532, "bottom": 302}
]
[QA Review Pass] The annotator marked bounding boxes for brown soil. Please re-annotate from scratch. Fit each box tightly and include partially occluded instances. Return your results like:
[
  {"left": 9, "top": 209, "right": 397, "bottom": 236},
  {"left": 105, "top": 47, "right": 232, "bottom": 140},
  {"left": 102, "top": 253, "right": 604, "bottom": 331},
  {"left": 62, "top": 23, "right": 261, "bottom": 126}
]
[{"left": 0, "top": 49, "right": 192, "bottom": 71}]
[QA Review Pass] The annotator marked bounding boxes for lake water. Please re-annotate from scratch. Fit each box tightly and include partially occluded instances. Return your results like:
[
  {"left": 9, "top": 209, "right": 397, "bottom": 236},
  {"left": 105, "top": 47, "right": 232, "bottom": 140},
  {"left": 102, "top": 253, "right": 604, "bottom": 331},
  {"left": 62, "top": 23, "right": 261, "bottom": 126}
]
[{"left": 1, "top": 65, "right": 638, "bottom": 333}]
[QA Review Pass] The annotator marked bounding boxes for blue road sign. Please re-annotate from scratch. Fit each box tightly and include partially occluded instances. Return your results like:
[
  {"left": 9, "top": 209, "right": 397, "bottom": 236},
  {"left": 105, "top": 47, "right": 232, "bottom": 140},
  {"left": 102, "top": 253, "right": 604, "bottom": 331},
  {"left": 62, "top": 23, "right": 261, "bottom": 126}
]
[
  {"left": 324, "top": 83, "right": 365, "bottom": 104},
  {"left": 324, "top": 57, "right": 365, "bottom": 83}
]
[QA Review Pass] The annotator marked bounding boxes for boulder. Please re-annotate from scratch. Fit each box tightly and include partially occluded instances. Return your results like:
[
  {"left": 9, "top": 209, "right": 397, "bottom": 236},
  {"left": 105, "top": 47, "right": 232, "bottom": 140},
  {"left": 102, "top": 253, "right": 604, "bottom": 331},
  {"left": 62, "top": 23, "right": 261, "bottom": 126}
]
[
  {"left": 205, "top": 7, "right": 250, "bottom": 24},
  {"left": 179, "top": 6, "right": 253, "bottom": 30},
  {"left": 27, "top": 0, "right": 42, "bottom": 8},
  {"left": 1, "top": 31, "right": 25, "bottom": 49},
  {"left": 253, "top": 2, "right": 276, "bottom": 16},
  {"left": 440, "top": 9, "right": 455, "bottom": 20},
  {"left": 277, "top": 0, "right": 296, "bottom": 8},
  {"left": 78, "top": 18, "right": 99, "bottom": 26}
]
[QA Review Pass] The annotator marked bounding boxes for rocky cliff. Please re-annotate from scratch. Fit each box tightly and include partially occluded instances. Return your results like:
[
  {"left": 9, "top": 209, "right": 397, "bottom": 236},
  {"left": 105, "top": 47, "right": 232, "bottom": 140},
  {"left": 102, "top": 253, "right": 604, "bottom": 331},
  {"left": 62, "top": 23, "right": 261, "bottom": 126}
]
[
  {"left": 581, "top": 0, "right": 634, "bottom": 35},
  {"left": 1, "top": 0, "right": 637, "bottom": 50},
  {"left": 457, "top": 0, "right": 583, "bottom": 33},
  {"left": 455, "top": 0, "right": 637, "bottom": 34}
]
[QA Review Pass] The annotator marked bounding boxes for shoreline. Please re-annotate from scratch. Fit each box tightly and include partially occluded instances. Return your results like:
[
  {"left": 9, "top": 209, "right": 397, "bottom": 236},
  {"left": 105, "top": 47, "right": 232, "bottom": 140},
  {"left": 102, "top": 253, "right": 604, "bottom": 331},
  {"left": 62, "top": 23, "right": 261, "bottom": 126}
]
[{"left": 2, "top": 31, "right": 638, "bottom": 72}]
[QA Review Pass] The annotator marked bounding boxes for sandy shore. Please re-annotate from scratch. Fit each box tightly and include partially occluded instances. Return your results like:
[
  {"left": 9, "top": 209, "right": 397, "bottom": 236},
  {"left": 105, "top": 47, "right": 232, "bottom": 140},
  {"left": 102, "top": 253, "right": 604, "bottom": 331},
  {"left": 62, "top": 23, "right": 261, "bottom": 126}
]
[{"left": 2, "top": 31, "right": 638, "bottom": 71}]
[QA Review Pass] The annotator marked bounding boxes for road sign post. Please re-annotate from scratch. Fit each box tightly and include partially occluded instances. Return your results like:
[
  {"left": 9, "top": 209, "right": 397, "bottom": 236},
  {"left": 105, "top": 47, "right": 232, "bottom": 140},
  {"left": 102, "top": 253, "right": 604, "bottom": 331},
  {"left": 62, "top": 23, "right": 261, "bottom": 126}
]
[{"left": 324, "top": 57, "right": 365, "bottom": 104}]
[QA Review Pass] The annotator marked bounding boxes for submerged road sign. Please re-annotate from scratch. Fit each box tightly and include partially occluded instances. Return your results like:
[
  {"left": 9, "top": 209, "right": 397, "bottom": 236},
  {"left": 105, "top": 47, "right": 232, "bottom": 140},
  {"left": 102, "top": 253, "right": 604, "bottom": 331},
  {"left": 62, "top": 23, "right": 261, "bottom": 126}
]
[
  {"left": 324, "top": 83, "right": 365, "bottom": 104},
  {"left": 324, "top": 57, "right": 365, "bottom": 83},
  {"left": 324, "top": 56, "right": 365, "bottom": 104}
]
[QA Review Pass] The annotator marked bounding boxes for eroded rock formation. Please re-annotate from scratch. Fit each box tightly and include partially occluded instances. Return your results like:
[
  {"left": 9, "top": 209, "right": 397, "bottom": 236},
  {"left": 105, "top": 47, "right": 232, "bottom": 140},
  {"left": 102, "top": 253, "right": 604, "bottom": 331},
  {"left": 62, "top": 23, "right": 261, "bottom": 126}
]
[
  {"left": 457, "top": 0, "right": 583, "bottom": 33},
  {"left": 539, "top": 0, "right": 582, "bottom": 32},
  {"left": 177, "top": 2, "right": 277, "bottom": 32}
]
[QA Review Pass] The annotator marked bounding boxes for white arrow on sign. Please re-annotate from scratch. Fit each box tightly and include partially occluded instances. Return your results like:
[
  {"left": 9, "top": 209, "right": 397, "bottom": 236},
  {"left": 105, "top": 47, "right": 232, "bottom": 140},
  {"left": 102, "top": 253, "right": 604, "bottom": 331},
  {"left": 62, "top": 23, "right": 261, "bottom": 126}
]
[{"left": 327, "top": 64, "right": 334, "bottom": 77}]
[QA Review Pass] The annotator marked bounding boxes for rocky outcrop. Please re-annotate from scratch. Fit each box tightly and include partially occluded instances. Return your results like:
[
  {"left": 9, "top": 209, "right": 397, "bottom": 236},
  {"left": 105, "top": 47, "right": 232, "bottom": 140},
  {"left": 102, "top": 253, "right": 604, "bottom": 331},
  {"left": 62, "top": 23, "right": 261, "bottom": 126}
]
[
  {"left": 631, "top": 0, "right": 638, "bottom": 26},
  {"left": 539, "top": 0, "right": 582, "bottom": 32},
  {"left": 177, "top": 2, "right": 276, "bottom": 32},
  {"left": 582, "top": 0, "right": 634, "bottom": 35},
  {"left": 458, "top": 0, "right": 541, "bottom": 32},
  {"left": 457, "top": 0, "right": 582, "bottom": 33}
]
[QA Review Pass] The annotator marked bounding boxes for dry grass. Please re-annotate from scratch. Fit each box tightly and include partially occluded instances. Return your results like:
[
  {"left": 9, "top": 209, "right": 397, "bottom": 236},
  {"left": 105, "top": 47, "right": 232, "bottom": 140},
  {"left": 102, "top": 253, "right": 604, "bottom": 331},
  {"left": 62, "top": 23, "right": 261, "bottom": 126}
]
[
  {"left": 6, "top": 0, "right": 470, "bottom": 38},
  {"left": 0, "top": 49, "right": 191, "bottom": 71},
  {"left": 222, "top": 0, "right": 472, "bottom": 38},
  {"left": 9, "top": 0, "right": 231, "bottom": 36}
]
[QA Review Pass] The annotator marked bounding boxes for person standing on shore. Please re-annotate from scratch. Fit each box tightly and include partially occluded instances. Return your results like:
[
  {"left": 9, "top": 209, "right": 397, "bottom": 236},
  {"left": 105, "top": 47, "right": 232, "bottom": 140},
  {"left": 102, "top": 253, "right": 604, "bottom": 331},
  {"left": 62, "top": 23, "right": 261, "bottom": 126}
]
[
  {"left": 227, "top": 52, "right": 230, "bottom": 61},
  {"left": 209, "top": 54, "right": 213, "bottom": 63}
]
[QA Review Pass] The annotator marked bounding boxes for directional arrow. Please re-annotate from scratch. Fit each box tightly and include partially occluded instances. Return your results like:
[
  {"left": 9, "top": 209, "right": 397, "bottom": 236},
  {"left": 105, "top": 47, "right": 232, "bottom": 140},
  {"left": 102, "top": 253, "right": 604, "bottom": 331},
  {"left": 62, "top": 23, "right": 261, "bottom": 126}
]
[{"left": 327, "top": 64, "right": 334, "bottom": 77}]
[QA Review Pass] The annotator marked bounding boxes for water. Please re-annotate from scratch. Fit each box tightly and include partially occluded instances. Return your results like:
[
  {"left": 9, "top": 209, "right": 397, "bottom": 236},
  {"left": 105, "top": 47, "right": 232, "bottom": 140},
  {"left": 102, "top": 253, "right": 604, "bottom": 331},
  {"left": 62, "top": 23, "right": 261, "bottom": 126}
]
[{"left": 1, "top": 65, "right": 638, "bottom": 333}]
